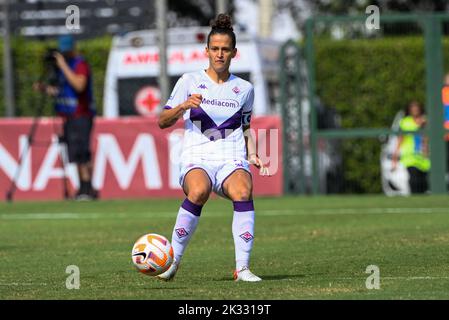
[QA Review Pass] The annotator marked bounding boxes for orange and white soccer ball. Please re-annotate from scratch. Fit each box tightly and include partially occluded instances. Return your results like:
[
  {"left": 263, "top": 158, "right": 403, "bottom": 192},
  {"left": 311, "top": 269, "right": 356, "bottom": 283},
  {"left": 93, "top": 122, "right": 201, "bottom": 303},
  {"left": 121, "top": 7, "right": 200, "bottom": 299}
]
[{"left": 131, "top": 233, "right": 174, "bottom": 276}]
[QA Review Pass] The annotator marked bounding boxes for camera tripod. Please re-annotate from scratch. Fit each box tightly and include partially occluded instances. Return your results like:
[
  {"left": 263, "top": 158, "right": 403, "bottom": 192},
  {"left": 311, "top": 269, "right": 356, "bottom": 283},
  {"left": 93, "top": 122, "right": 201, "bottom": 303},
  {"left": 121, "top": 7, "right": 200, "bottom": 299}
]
[{"left": 5, "top": 83, "right": 71, "bottom": 202}]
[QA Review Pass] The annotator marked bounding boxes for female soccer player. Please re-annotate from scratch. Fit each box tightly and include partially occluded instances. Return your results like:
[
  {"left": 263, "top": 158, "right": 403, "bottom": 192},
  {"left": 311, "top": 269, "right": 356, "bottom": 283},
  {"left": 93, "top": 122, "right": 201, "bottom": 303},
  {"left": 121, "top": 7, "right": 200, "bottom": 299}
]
[{"left": 157, "top": 14, "right": 269, "bottom": 282}]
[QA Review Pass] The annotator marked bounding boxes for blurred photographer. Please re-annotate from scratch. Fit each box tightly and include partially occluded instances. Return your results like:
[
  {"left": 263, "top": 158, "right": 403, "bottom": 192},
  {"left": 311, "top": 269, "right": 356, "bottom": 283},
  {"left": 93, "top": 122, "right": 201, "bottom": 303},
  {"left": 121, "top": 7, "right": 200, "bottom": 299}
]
[{"left": 35, "top": 35, "right": 97, "bottom": 200}]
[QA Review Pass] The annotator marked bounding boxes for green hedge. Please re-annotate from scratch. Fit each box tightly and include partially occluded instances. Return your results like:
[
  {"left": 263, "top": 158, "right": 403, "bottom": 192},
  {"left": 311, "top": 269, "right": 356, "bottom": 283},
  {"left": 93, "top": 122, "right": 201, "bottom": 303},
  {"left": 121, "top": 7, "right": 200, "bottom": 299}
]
[{"left": 315, "top": 36, "right": 449, "bottom": 193}]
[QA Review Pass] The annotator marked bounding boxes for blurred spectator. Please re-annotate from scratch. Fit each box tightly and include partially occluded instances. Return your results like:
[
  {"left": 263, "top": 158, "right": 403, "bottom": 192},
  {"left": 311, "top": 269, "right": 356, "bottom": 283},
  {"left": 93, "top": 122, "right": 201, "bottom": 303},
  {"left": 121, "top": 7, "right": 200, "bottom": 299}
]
[
  {"left": 34, "top": 35, "right": 98, "bottom": 200},
  {"left": 442, "top": 73, "right": 449, "bottom": 173},
  {"left": 392, "top": 101, "right": 430, "bottom": 194}
]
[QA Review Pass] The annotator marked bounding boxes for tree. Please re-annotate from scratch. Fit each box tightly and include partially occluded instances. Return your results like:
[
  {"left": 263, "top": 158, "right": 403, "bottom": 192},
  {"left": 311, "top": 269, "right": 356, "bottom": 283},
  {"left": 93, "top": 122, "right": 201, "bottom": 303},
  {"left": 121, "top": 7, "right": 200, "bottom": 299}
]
[
  {"left": 277, "top": 0, "right": 449, "bottom": 31},
  {"left": 168, "top": 0, "right": 235, "bottom": 28}
]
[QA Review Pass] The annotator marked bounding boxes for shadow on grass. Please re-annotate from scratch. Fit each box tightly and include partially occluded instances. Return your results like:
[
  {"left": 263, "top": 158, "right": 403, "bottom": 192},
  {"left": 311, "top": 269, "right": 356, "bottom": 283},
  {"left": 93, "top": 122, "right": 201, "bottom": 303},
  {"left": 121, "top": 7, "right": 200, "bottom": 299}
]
[
  {"left": 261, "top": 274, "right": 307, "bottom": 280},
  {"left": 214, "top": 274, "right": 307, "bottom": 281},
  {"left": 141, "top": 286, "right": 186, "bottom": 290}
]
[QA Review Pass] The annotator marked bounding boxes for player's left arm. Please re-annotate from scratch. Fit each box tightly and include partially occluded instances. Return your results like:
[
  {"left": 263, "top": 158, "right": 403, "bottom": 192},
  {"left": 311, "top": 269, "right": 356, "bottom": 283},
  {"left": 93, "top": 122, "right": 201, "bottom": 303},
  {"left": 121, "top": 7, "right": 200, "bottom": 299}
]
[
  {"left": 243, "top": 124, "right": 270, "bottom": 176},
  {"left": 242, "top": 86, "right": 269, "bottom": 176}
]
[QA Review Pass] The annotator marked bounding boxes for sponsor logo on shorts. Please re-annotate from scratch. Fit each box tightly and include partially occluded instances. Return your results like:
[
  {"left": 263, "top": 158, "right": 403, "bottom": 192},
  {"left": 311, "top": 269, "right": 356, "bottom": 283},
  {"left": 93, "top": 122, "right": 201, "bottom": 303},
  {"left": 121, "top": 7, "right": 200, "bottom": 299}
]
[
  {"left": 239, "top": 231, "right": 254, "bottom": 242},
  {"left": 176, "top": 228, "right": 189, "bottom": 238}
]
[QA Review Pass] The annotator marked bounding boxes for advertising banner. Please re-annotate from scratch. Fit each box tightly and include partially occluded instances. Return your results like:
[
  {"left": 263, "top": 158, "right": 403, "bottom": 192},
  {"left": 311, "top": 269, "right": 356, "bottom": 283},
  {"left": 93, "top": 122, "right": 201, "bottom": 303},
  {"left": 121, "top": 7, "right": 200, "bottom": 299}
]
[{"left": 0, "top": 116, "right": 282, "bottom": 201}]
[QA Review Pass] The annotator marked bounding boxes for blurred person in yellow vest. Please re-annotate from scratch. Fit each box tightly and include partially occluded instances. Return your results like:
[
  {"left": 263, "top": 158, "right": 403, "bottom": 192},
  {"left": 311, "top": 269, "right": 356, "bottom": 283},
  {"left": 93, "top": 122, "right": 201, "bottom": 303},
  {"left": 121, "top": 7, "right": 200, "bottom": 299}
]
[{"left": 392, "top": 101, "right": 430, "bottom": 194}]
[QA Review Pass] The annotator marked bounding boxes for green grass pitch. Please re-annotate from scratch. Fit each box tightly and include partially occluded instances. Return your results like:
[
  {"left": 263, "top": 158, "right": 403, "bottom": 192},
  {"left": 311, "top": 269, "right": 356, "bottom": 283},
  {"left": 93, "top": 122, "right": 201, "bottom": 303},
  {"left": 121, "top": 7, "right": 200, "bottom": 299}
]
[{"left": 1, "top": 195, "right": 449, "bottom": 300}]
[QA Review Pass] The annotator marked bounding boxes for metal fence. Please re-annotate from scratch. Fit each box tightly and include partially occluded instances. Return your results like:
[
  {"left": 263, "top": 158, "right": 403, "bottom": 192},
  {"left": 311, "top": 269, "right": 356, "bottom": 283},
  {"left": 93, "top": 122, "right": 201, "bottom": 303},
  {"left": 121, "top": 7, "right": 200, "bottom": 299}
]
[{"left": 281, "top": 13, "right": 449, "bottom": 195}]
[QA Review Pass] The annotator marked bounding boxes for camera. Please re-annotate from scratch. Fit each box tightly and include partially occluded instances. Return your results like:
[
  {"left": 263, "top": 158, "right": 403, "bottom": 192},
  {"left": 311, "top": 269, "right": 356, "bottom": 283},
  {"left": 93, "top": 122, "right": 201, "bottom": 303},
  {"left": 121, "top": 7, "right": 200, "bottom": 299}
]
[
  {"left": 43, "top": 48, "right": 60, "bottom": 86},
  {"left": 43, "top": 48, "right": 60, "bottom": 65}
]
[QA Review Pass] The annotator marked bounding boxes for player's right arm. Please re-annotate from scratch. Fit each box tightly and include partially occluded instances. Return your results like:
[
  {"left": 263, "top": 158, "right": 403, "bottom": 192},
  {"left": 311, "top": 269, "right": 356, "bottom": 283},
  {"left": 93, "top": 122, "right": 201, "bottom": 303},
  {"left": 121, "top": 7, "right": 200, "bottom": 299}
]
[{"left": 158, "top": 94, "right": 202, "bottom": 129}]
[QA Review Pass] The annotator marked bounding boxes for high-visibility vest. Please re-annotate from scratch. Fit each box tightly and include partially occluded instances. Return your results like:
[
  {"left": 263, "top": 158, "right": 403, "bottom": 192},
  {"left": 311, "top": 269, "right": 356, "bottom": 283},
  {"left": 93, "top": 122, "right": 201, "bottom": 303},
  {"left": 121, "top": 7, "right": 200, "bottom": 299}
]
[{"left": 399, "top": 116, "right": 430, "bottom": 172}]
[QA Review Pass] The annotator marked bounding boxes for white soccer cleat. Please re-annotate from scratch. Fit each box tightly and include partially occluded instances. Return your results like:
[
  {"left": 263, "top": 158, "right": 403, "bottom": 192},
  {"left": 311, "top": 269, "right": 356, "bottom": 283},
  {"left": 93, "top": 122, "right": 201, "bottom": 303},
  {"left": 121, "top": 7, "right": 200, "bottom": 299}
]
[
  {"left": 156, "top": 259, "right": 179, "bottom": 281},
  {"left": 233, "top": 267, "right": 262, "bottom": 282}
]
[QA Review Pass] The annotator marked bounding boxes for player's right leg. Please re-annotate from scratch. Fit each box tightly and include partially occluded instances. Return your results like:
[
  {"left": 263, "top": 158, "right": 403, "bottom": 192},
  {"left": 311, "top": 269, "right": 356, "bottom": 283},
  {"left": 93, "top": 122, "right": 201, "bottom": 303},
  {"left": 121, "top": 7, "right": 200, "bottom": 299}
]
[{"left": 157, "top": 168, "right": 212, "bottom": 281}]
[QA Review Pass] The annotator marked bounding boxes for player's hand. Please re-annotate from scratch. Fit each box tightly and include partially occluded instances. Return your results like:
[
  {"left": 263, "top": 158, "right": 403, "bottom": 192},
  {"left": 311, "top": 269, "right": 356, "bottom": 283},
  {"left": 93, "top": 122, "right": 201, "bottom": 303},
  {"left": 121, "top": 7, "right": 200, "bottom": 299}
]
[
  {"left": 249, "top": 154, "right": 270, "bottom": 176},
  {"left": 182, "top": 94, "right": 202, "bottom": 110},
  {"left": 53, "top": 51, "right": 67, "bottom": 69}
]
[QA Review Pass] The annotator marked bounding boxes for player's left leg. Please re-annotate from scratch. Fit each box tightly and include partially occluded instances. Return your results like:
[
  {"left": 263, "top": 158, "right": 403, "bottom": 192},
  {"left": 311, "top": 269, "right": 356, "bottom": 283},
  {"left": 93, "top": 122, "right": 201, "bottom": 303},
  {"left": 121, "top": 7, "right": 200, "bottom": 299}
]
[{"left": 222, "top": 169, "right": 262, "bottom": 282}]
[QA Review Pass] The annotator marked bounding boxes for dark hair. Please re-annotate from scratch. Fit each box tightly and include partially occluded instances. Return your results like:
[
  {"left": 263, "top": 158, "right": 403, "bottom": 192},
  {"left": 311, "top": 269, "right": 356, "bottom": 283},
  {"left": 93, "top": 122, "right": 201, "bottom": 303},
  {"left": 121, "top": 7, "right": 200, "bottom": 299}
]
[
  {"left": 405, "top": 100, "right": 425, "bottom": 116},
  {"left": 207, "top": 13, "right": 236, "bottom": 48}
]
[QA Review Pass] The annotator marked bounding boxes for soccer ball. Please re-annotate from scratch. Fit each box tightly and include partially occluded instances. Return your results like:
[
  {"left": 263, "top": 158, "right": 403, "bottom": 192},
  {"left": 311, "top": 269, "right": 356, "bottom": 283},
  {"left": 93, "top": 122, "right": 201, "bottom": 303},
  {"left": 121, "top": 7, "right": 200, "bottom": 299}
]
[{"left": 131, "top": 233, "right": 174, "bottom": 276}]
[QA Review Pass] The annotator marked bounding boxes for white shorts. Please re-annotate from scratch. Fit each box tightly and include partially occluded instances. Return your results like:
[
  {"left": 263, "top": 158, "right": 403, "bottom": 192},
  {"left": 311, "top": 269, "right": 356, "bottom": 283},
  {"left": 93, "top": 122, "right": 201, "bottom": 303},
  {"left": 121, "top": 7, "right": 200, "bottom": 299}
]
[{"left": 179, "top": 159, "right": 252, "bottom": 198}]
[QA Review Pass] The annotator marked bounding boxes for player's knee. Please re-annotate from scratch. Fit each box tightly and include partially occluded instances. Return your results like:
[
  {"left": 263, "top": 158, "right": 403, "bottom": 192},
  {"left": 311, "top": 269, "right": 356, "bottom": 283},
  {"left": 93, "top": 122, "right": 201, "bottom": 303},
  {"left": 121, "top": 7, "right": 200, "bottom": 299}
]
[
  {"left": 228, "top": 187, "right": 252, "bottom": 201},
  {"left": 187, "top": 188, "right": 210, "bottom": 205}
]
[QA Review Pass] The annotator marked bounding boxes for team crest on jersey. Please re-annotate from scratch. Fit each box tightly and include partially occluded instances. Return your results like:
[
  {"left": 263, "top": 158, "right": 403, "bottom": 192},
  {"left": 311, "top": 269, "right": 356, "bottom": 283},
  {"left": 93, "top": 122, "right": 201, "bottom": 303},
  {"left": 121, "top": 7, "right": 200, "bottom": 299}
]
[
  {"left": 176, "top": 228, "right": 189, "bottom": 238},
  {"left": 239, "top": 231, "right": 254, "bottom": 242},
  {"left": 198, "top": 84, "right": 208, "bottom": 90},
  {"left": 232, "top": 86, "right": 240, "bottom": 94}
]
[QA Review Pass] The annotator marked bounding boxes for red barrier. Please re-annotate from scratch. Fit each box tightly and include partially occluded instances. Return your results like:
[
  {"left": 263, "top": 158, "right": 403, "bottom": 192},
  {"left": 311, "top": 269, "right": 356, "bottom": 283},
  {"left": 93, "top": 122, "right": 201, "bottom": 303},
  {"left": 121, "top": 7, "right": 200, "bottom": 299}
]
[{"left": 0, "top": 116, "right": 283, "bottom": 201}]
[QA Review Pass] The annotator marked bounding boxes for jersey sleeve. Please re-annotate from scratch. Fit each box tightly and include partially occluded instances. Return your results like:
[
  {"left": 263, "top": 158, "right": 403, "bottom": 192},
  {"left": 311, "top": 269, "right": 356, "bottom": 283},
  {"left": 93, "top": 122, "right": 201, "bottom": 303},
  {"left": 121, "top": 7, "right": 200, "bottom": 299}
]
[
  {"left": 74, "top": 60, "right": 89, "bottom": 77},
  {"left": 164, "top": 75, "right": 189, "bottom": 110},
  {"left": 242, "top": 86, "right": 254, "bottom": 126}
]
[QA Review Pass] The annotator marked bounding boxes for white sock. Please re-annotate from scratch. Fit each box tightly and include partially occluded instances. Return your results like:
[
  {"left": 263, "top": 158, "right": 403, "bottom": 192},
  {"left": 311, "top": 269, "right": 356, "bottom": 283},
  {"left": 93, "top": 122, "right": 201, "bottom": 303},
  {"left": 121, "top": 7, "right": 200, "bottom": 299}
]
[
  {"left": 171, "top": 198, "right": 202, "bottom": 263},
  {"left": 232, "top": 200, "right": 255, "bottom": 271}
]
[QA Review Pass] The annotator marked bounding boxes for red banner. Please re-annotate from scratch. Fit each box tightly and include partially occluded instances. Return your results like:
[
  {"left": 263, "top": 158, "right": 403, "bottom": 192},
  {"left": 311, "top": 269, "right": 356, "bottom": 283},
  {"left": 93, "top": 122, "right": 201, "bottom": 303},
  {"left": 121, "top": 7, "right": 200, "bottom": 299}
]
[{"left": 0, "top": 116, "right": 283, "bottom": 201}]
